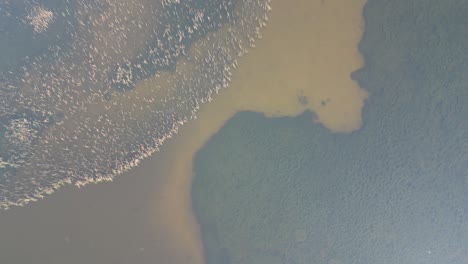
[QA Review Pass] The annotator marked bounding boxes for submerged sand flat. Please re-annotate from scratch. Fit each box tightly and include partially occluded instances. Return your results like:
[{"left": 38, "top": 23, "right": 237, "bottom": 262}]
[
  {"left": 147, "top": 0, "right": 367, "bottom": 262},
  {"left": 0, "top": 0, "right": 366, "bottom": 263}
]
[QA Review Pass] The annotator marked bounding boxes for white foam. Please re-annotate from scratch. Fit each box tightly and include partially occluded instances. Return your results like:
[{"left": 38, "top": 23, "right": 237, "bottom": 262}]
[{"left": 26, "top": 4, "right": 55, "bottom": 33}]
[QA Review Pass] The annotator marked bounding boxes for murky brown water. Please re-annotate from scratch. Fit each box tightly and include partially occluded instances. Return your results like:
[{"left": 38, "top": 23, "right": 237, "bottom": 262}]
[
  {"left": 145, "top": 0, "right": 367, "bottom": 262},
  {"left": 0, "top": 0, "right": 366, "bottom": 263}
]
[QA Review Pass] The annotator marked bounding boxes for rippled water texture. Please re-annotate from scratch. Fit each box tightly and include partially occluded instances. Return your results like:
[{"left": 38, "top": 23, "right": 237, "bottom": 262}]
[
  {"left": 0, "top": 0, "right": 270, "bottom": 208},
  {"left": 192, "top": 0, "right": 468, "bottom": 263}
]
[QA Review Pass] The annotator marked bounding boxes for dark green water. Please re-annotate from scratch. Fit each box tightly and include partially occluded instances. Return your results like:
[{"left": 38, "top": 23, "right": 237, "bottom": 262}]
[{"left": 192, "top": 1, "right": 468, "bottom": 263}]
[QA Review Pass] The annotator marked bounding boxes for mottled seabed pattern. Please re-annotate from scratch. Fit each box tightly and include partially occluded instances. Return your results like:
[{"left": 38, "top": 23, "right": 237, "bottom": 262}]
[
  {"left": 0, "top": 0, "right": 270, "bottom": 208},
  {"left": 192, "top": 0, "right": 468, "bottom": 264}
]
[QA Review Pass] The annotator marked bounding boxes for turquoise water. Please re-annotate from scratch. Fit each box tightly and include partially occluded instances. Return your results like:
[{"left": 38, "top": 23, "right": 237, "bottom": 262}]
[{"left": 192, "top": 0, "right": 468, "bottom": 263}]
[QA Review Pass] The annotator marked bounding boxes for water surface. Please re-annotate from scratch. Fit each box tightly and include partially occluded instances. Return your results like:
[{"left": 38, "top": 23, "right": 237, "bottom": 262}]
[
  {"left": 192, "top": 0, "right": 468, "bottom": 263},
  {"left": 0, "top": 0, "right": 368, "bottom": 262}
]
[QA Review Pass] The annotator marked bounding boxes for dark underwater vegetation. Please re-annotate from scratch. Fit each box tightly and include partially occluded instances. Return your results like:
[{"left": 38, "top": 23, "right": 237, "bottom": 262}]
[{"left": 192, "top": 0, "right": 468, "bottom": 263}]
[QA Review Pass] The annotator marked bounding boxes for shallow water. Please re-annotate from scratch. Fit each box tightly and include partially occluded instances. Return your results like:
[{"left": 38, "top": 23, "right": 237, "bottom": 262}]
[
  {"left": 0, "top": 0, "right": 269, "bottom": 208},
  {"left": 0, "top": 0, "right": 367, "bottom": 262},
  {"left": 137, "top": 0, "right": 367, "bottom": 261},
  {"left": 192, "top": 0, "right": 468, "bottom": 263}
]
